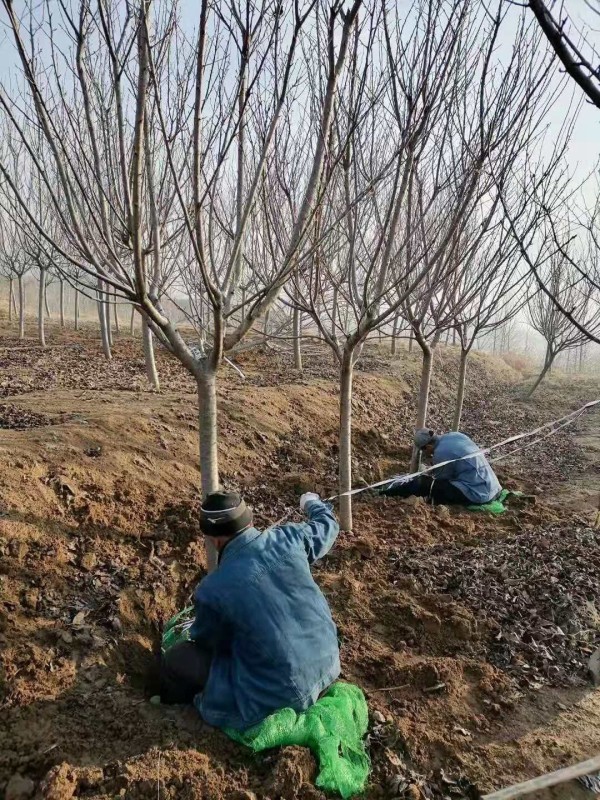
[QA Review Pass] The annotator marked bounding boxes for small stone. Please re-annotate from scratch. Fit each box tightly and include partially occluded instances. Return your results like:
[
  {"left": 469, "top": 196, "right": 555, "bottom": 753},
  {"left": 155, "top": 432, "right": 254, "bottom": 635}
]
[
  {"left": 8, "top": 540, "right": 28, "bottom": 561},
  {"left": 5, "top": 774, "right": 35, "bottom": 800},
  {"left": 154, "top": 540, "right": 169, "bottom": 556},
  {"left": 80, "top": 553, "right": 97, "bottom": 571},
  {"left": 77, "top": 767, "right": 103, "bottom": 790},
  {"left": 372, "top": 710, "right": 386, "bottom": 724},
  {"left": 109, "top": 616, "right": 122, "bottom": 633},
  {"left": 449, "top": 615, "right": 472, "bottom": 640},
  {"left": 149, "top": 695, "right": 161, "bottom": 705},
  {"left": 22, "top": 589, "right": 40, "bottom": 610},
  {"left": 38, "top": 763, "right": 76, "bottom": 800}
]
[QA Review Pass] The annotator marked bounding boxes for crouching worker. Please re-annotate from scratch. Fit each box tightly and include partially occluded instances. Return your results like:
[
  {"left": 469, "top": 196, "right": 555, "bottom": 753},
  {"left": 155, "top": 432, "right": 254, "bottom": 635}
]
[
  {"left": 159, "top": 490, "right": 341, "bottom": 730},
  {"left": 381, "top": 428, "right": 502, "bottom": 506}
]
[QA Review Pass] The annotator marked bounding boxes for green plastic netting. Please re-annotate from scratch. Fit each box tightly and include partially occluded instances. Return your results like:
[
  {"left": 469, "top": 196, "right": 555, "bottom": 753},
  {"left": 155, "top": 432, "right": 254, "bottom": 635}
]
[
  {"left": 226, "top": 682, "right": 370, "bottom": 799},
  {"left": 161, "top": 605, "right": 195, "bottom": 654},
  {"left": 161, "top": 611, "right": 370, "bottom": 798},
  {"left": 466, "top": 489, "right": 522, "bottom": 515}
]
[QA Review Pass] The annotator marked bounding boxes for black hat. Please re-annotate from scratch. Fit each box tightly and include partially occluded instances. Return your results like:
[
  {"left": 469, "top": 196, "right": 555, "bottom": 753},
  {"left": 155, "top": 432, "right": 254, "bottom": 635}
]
[{"left": 200, "top": 491, "right": 253, "bottom": 538}]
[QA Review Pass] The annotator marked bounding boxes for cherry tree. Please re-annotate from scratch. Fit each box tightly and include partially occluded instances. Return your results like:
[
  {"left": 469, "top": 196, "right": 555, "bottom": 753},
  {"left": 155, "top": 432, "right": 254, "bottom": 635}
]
[
  {"left": 526, "top": 253, "right": 600, "bottom": 395},
  {"left": 0, "top": 0, "right": 363, "bottom": 567},
  {"left": 289, "top": 0, "right": 553, "bottom": 528}
]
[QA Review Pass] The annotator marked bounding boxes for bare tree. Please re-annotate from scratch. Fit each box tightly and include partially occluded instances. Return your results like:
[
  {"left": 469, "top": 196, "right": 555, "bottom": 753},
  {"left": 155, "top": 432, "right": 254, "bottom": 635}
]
[
  {"left": 289, "top": 0, "right": 551, "bottom": 527},
  {"left": 526, "top": 252, "right": 600, "bottom": 395},
  {"left": 0, "top": 217, "right": 27, "bottom": 333},
  {"left": 451, "top": 227, "right": 525, "bottom": 429},
  {"left": 394, "top": 2, "right": 558, "bottom": 469},
  {"left": 0, "top": 0, "right": 363, "bottom": 568},
  {"left": 499, "top": 1, "right": 600, "bottom": 342}
]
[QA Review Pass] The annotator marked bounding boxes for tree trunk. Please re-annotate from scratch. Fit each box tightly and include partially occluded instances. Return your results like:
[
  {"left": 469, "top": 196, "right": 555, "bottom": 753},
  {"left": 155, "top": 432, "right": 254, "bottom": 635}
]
[
  {"left": 410, "top": 341, "right": 433, "bottom": 470},
  {"left": 97, "top": 280, "right": 112, "bottom": 360},
  {"left": 528, "top": 346, "right": 554, "bottom": 397},
  {"left": 59, "top": 280, "right": 65, "bottom": 328},
  {"left": 107, "top": 304, "right": 113, "bottom": 347},
  {"left": 339, "top": 350, "right": 354, "bottom": 532},
  {"left": 453, "top": 328, "right": 457, "bottom": 346},
  {"left": 408, "top": 330, "right": 414, "bottom": 353},
  {"left": 44, "top": 287, "right": 51, "bottom": 319},
  {"left": 293, "top": 306, "right": 302, "bottom": 371},
  {"left": 114, "top": 301, "right": 120, "bottom": 334},
  {"left": 8, "top": 276, "right": 14, "bottom": 322},
  {"left": 196, "top": 368, "right": 220, "bottom": 573},
  {"left": 38, "top": 270, "right": 46, "bottom": 348},
  {"left": 130, "top": 306, "right": 136, "bottom": 336},
  {"left": 453, "top": 348, "right": 469, "bottom": 431},
  {"left": 142, "top": 318, "right": 160, "bottom": 391},
  {"left": 74, "top": 287, "right": 79, "bottom": 330},
  {"left": 17, "top": 274, "right": 25, "bottom": 340},
  {"left": 263, "top": 308, "right": 270, "bottom": 337},
  {"left": 331, "top": 287, "right": 338, "bottom": 336},
  {"left": 391, "top": 316, "right": 399, "bottom": 355}
]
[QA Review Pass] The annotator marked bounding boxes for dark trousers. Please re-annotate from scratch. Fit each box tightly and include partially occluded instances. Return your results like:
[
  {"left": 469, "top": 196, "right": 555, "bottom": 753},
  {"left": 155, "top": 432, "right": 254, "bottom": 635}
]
[
  {"left": 159, "top": 640, "right": 213, "bottom": 705},
  {"left": 382, "top": 475, "right": 471, "bottom": 505}
]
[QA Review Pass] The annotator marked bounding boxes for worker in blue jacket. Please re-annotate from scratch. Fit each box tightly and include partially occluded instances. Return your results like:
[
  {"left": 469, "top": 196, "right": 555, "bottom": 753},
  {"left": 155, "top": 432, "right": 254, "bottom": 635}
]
[
  {"left": 159, "top": 490, "right": 340, "bottom": 730},
  {"left": 381, "top": 428, "right": 502, "bottom": 505}
]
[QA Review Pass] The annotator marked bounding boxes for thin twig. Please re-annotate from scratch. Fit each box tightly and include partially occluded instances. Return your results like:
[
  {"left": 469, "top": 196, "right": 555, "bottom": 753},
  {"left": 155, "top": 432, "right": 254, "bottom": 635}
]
[{"left": 366, "top": 684, "right": 410, "bottom": 694}]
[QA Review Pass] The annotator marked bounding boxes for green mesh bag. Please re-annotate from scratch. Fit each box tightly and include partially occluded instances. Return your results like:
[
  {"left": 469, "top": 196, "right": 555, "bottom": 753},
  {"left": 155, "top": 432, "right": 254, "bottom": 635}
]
[
  {"left": 226, "top": 682, "right": 370, "bottom": 799},
  {"left": 466, "top": 489, "right": 523, "bottom": 516},
  {"left": 161, "top": 606, "right": 195, "bottom": 654}
]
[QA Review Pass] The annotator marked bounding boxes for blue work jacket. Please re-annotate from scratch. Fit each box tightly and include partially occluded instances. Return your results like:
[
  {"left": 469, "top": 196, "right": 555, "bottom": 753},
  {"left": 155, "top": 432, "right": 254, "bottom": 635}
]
[
  {"left": 190, "top": 499, "right": 340, "bottom": 730},
  {"left": 431, "top": 431, "right": 501, "bottom": 504}
]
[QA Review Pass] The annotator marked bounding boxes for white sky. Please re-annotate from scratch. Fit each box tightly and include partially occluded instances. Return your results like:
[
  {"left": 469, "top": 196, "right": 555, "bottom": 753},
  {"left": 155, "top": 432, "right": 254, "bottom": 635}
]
[
  {"left": 0, "top": 0, "right": 597, "bottom": 363},
  {"left": 0, "top": 1, "right": 596, "bottom": 187}
]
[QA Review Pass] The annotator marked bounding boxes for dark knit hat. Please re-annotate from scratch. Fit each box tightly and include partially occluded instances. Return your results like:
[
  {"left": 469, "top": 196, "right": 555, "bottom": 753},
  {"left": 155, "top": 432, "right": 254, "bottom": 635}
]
[
  {"left": 200, "top": 491, "right": 253, "bottom": 537},
  {"left": 414, "top": 427, "right": 437, "bottom": 449}
]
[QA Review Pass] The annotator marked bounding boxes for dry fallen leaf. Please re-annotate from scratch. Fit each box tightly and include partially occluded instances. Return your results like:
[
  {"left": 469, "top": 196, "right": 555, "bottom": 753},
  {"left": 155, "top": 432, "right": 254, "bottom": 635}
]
[{"left": 72, "top": 610, "right": 89, "bottom": 627}]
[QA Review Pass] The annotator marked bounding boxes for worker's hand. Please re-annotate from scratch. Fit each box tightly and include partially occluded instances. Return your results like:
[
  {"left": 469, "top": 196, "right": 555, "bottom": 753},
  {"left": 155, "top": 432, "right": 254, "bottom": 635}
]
[{"left": 299, "top": 492, "right": 320, "bottom": 512}]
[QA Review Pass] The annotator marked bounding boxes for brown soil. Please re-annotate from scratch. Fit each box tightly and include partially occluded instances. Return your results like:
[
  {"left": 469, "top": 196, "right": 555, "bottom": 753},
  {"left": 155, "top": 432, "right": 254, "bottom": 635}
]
[{"left": 0, "top": 318, "right": 599, "bottom": 800}]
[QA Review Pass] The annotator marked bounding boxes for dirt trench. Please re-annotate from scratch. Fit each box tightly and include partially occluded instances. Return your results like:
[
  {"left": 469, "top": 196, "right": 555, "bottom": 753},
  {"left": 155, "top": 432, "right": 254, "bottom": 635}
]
[{"left": 0, "top": 321, "right": 599, "bottom": 800}]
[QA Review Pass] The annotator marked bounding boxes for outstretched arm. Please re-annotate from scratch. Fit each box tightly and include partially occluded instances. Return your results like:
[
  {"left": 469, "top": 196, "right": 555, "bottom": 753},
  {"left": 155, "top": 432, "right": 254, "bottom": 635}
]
[{"left": 279, "top": 494, "right": 340, "bottom": 564}]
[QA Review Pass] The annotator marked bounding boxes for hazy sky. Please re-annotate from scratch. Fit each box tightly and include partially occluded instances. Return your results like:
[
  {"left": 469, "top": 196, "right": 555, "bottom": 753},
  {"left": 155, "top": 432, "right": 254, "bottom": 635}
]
[{"left": 0, "top": 0, "right": 597, "bottom": 192}]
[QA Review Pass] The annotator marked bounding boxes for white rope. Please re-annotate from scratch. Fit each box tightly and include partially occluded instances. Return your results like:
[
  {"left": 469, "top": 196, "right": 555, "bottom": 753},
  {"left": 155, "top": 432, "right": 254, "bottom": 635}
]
[
  {"left": 325, "top": 398, "right": 600, "bottom": 502},
  {"left": 482, "top": 754, "right": 600, "bottom": 800}
]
